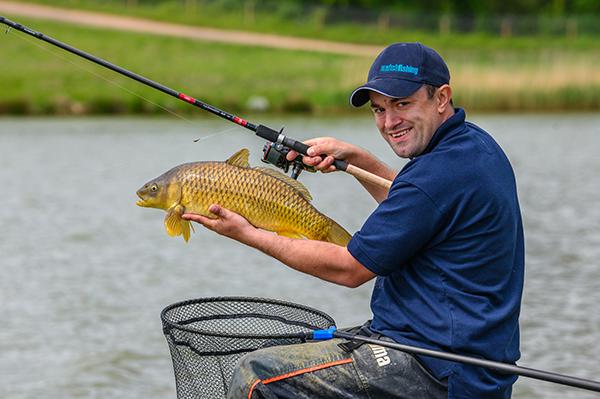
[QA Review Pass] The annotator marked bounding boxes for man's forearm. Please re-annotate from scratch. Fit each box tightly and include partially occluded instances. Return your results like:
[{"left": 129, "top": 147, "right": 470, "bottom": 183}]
[
  {"left": 241, "top": 228, "right": 373, "bottom": 288},
  {"left": 183, "top": 203, "right": 375, "bottom": 287}
]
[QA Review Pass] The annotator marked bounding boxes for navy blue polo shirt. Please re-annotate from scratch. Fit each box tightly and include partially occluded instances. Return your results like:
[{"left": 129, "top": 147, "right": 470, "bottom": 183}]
[{"left": 348, "top": 108, "right": 524, "bottom": 399}]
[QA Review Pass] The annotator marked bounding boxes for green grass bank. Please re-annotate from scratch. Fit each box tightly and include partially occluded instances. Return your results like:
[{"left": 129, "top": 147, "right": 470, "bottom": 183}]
[
  {"left": 1, "top": 18, "right": 366, "bottom": 116},
  {"left": 1, "top": 5, "right": 600, "bottom": 115}
]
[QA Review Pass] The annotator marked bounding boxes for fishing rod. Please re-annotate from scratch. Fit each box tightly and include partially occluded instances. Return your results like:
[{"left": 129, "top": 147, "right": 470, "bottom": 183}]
[
  {"left": 0, "top": 16, "right": 392, "bottom": 189},
  {"left": 309, "top": 327, "right": 600, "bottom": 393}
]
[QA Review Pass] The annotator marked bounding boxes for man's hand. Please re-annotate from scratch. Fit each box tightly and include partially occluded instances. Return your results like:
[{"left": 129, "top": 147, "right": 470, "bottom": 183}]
[
  {"left": 286, "top": 136, "right": 396, "bottom": 204},
  {"left": 182, "top": 204, "right": 255, "bottom": 242},
  {"left": 286, "top": 137, "right": 361, "bottom": 173}
]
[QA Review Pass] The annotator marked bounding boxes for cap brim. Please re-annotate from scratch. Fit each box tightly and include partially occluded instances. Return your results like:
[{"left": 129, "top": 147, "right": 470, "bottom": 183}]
[{"left": 349, "top": 78, "right": 423, "bottom": 107}]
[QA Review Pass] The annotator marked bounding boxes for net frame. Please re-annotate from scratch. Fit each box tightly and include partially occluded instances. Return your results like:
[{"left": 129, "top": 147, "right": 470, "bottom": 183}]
[{"left": 161, "top": 296, "right": 336, "bottom": 399}]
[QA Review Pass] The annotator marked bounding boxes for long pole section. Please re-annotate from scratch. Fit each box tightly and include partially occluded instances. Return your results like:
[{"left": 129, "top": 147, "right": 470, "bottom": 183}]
[
  {"left": 0, "top": 16, "right": 256, "bottom": 131},
  {"left": 332, "top": 330, "right": 600, "bottom": 393},
  {"left": 0, "top": 16, "right": 392, "bottom": 190}
]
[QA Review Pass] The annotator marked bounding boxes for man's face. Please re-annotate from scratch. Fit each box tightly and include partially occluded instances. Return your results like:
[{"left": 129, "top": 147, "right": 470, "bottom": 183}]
[{"left": 369, "top": 86, "right": 447, "bottom": 159}]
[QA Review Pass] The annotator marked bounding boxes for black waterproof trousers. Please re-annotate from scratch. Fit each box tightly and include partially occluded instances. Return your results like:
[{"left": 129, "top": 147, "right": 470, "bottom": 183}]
[{"left": 226, "top": 324, "right": 448, "bottom": 399}]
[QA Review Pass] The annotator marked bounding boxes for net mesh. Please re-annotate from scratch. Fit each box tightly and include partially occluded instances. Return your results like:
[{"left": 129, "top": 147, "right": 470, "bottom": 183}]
[{"left": 161, "top": 296, "right": 336, "bottom": 399}]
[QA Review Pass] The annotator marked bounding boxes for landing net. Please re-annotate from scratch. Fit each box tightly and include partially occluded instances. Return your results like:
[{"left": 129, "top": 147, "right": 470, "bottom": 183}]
[{"left": 161, "top": 296, "right": 336, "bottom": 399}]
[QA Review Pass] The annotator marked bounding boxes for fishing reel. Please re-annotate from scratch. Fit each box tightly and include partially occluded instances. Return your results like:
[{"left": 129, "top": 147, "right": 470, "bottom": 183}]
[{"left": 261, "top": 141, "right": 315, "bottom": 180}]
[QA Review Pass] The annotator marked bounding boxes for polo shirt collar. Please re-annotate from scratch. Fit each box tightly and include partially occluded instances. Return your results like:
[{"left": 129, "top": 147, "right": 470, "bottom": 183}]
[{"left": 420, "top": 107, "right": 466, "bottom": 156}]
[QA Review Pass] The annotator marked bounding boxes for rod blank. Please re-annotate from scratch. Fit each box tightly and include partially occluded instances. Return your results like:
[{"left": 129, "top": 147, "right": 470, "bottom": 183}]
[
  {"left": 1, "top": 16, "right": 393, "bottom": 190},
  {"left": 333, "top": 331, "right": 600, "bottom": 393}
]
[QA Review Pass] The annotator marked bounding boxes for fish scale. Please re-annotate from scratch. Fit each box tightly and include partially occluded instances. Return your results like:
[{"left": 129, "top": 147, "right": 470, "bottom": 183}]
[
  {"left": 179, "top": 162, "right": 328, "bottom": 239},
  {"left": 136, "top": 149, "right": 351, "bottom": 245}
]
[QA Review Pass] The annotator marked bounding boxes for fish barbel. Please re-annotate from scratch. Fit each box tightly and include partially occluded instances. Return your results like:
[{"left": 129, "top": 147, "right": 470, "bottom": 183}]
[{"left": 135, "top": 148, "right": 351, "bottom": 245}]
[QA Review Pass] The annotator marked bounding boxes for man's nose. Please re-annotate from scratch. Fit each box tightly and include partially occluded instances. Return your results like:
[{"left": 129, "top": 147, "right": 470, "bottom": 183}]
[{"left": 385, "top": 111, "right": 402, "bottom": 131}]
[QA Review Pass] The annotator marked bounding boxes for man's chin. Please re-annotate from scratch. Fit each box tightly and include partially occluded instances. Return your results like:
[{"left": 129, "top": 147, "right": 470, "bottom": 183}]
[{"left": 391, "top": 145, "right": 412, "bottom": 159}]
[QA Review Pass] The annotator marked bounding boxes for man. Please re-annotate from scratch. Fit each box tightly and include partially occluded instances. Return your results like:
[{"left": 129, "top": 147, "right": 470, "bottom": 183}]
[{"left": 183, "top": 42, "right": 524, "bottom": 399}]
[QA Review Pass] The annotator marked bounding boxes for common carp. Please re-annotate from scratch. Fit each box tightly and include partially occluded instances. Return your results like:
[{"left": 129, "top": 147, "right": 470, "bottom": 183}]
[{"left": 135, "top": 148, "right": 351, "bottom": 246}]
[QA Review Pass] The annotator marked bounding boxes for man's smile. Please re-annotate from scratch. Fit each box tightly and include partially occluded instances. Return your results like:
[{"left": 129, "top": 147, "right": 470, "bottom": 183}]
[{"left": 389, "top": 127, "right": 412, "bottom": 141}]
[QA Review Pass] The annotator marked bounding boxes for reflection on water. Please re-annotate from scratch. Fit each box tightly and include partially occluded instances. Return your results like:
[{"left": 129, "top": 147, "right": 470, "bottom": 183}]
[{"left": 1, "top": 114, "right": 599, "bottom": 399}]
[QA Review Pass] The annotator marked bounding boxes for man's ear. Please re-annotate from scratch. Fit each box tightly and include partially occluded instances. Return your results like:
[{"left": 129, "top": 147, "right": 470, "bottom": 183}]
[{"left": 436, "top": 84, "right": 452, "bottom": 113}]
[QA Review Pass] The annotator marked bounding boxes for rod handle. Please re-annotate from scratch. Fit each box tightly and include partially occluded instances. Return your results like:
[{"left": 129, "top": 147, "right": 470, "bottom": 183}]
[{"left": 346, "top": 164, "right": 392, "bottom": 190}]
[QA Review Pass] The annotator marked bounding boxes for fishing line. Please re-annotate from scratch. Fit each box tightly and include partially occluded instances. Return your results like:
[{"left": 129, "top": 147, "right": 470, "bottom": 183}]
[
  {"left": 5, "top": 28, "right": 235, "bottom": 143},
  {"left": 192, "top": 125, "right": 239, "bottom": 143}
]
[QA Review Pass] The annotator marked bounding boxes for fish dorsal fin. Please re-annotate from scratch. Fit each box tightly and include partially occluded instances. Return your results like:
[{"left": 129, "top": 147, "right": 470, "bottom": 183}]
[
  {"left": 256, "top": 167, "right": 313, "bottom": 201},
  {"left": 226, "top": 148, "right": 250, "bottom": 168}
]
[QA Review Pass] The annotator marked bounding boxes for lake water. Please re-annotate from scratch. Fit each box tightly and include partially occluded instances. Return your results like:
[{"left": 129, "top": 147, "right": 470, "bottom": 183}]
[{"left": 1, "top": 113, "right": 599, "bottom": 398}]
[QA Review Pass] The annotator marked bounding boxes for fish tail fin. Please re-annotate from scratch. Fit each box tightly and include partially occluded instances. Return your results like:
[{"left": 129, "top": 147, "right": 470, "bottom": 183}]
[{"left": 326, "top": 220, "right": 352, "bottom": 247}]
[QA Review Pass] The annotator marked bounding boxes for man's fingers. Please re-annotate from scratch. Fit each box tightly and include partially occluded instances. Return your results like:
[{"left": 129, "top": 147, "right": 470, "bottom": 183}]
[
  {"left": 286, "top": 150, "right": 299, "bottom": 161},
  {"left": 320, "top": 155, "right": 336, "bottom": 168},
  {"left": 182, "top": 213, "right": 207, "bottom": 223},
  {"left": 290, "top": 153, "right": 337, "bottom": 172},
  {"left": 182, "top": 204, "right": 224, "bottom": 229},
  {"left": 208, "top": 204, "right": 222, "bottom": 216},
  {"left": 286, "top": 137, "right": 336, "bottom": 160},
  {"left": 300, "top": 155, "right": 323, "bottom": 166},
  {"left": 182, "top": 213, "right": 217, "bottom": 231},
  {"left": 209, "top": 204, "right": 237, "bottom": 221},
  {"left": 284, "top": 137, "right": 345, "bottom": 172},
  {"left": 306, "top": 139, "right": 337, "bottom": 157}
]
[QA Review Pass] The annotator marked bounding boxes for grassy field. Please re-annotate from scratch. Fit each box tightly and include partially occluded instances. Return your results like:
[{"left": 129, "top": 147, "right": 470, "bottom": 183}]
[
  {"left": 0, "top": 18, "right": 370, "bottom": 115},
  {"left": 1, "top": 4, "right": 600, "bottom": 115}
]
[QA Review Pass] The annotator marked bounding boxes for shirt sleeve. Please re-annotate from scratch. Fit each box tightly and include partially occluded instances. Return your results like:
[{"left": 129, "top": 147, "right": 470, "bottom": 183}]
[{"left": 348, "top": 181, "right": 443, "bottom": 276}]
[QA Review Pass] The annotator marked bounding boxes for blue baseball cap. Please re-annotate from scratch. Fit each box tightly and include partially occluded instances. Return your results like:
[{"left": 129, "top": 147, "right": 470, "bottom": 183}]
[{"left": 350, "top": 42, "right": 450, "bottom": 107}]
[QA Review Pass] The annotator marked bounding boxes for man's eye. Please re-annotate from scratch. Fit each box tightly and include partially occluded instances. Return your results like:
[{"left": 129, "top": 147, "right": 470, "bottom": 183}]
[
  {"left": 372, "top": 108, "right": 384, "bottom": 114},
  {"left": 397, "top": 101, "right": 410, "bottom": 107}
]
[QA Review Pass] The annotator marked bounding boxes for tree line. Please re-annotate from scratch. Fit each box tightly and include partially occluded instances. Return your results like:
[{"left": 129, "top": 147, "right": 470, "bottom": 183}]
[
  {"left": 131, "top": 1, "right": 599, "bottom": 16},
  {"left": 283, "top": 0, "right": 600, "bottom": 15}
]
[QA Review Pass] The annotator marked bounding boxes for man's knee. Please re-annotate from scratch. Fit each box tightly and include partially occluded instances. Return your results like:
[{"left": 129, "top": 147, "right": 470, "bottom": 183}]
[
  {"left": 227, "top": 351, "right": 269, "bottom": 399},
  {"left": 227, "top": 340, "right": 350, "bottom": 399}
]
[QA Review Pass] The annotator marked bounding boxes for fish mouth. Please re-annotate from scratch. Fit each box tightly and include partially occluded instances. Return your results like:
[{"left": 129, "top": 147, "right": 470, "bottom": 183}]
[{"left": 136, "top": 191, "right": 147, "bottom": 207}]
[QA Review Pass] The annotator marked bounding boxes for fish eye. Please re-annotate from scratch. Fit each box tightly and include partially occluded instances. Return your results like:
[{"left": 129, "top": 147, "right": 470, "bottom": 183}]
[{"left": 151, "top": 184, "right": 158, "bottom": 192}]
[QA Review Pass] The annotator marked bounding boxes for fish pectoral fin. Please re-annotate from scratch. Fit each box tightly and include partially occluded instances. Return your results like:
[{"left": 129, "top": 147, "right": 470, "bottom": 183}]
[
  {"left": 182, "top": 219, "right": 192, "bottom": 242},
  {"left": 164, "top": 210, "right": 182, "bottom": 237},
  {"left": 276, "top": 230, "right": 305, "bottom": 240},
  {"left": 164, "top": 205, "right": 188, "bottom": 240}
]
